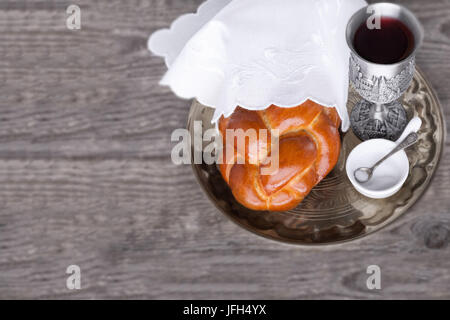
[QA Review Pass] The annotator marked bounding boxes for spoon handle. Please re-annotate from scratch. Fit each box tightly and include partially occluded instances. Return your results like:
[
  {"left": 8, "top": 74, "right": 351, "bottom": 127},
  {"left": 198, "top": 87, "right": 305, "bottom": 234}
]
[{"left": 372, "top": 132, "right": 419, "bottom": 171}]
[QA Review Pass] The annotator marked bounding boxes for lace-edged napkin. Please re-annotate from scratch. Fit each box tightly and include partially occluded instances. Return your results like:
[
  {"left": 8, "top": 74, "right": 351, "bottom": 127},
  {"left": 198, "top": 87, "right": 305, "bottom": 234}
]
[{"left": 148, "top": 0, "right": 367, "bottom": 131}]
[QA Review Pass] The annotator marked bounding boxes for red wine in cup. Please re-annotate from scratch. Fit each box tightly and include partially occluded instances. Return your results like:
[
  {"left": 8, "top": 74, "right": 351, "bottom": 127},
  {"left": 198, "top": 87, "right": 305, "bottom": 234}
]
[{"left": 353, "top": 17, "right": 415, "bottom": 64}]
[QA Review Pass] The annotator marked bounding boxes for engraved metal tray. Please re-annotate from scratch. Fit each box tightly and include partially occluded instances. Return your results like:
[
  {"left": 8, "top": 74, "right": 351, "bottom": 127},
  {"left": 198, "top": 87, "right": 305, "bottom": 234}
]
[{"left": 188, "top": 69, "right": 445, "bottom": 245}]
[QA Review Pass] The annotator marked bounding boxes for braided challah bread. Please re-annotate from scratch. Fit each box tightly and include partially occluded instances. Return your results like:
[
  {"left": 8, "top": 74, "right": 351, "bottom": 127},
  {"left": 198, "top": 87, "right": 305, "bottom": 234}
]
[{"left": 218, "top": 100, "right": 341, "bottom": 211}]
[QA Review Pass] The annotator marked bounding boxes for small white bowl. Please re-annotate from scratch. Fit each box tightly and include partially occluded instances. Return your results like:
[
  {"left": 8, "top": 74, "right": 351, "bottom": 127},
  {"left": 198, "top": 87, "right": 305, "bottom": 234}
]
[{"left": 346, "top": 139, "right": 410, "bottom": 199}]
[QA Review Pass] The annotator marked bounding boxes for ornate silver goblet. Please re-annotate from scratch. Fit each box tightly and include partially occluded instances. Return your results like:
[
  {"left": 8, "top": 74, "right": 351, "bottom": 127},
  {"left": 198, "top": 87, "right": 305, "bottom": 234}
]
[{"left": 346, "top": 3, "right": 423, "bottom": 141}]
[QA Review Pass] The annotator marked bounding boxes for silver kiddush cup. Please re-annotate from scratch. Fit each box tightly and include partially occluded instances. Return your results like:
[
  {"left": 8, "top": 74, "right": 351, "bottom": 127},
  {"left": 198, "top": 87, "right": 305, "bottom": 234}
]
[{"left": 346, "top": 3, "right": 424, "bottom": 141}]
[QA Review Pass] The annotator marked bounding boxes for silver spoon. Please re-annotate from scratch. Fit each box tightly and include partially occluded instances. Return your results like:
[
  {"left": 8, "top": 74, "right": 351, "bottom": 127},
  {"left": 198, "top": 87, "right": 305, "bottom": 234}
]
[{"left": 354, "top": 132, "right": 419, "bottom": 184}]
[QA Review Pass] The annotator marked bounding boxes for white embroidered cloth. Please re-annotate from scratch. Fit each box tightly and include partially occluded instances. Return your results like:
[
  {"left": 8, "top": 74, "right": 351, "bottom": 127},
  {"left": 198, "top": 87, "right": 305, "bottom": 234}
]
[{"left": 149, "top": 0, "right": 367, "bottom": 131}]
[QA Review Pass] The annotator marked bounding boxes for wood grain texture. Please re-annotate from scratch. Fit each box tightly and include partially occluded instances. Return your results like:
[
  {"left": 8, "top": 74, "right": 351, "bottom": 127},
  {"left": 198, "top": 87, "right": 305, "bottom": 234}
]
[{"left": 0, "top": 0, "right": 449, "bottom": 300}]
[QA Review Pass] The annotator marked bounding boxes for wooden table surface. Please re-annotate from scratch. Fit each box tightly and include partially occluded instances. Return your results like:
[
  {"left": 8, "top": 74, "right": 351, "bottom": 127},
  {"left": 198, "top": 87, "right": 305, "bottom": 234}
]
[{"left": 0, "top": 0, "right": 449, "bottom": 300}]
